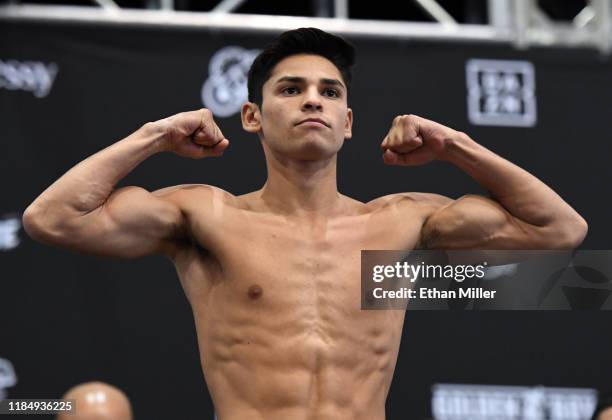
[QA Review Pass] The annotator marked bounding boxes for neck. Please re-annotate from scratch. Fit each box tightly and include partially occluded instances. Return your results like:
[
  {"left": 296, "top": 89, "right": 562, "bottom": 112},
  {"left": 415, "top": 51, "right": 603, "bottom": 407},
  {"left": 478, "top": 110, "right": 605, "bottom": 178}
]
[{"left": 258, "top": 146, "right": 343, "bottom": 217}]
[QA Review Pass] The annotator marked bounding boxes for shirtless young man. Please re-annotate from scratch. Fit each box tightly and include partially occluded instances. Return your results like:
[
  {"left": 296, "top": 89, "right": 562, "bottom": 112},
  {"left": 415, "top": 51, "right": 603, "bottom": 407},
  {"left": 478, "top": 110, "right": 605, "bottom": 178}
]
[{"left": 23, "top": 28, "right": 587, "bottom": 420}]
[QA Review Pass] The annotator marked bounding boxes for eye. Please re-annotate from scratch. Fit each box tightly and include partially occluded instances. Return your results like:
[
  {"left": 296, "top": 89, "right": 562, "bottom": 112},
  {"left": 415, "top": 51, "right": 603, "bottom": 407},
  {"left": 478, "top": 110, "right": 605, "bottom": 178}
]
[
  {"left": 323, "top": 88, "right": 340, "bottom": 98},
  {"left": 282, "top": 86, "right": 300, "bottom": 95}
]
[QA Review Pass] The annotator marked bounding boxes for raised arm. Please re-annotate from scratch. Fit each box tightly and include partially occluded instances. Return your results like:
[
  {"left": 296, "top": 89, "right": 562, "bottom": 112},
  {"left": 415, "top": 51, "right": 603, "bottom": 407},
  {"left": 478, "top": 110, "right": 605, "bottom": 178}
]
[
  {"left": 380, "top": 114, "right": 588, "bottom": 250},
  {"left": 22, "top": 109, "right": 229, "bottom": 258}
]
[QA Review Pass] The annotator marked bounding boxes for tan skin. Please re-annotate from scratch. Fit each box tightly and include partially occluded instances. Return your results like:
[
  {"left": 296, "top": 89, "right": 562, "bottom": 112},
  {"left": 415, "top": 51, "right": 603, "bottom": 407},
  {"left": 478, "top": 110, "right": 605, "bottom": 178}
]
[
  {"left": 57, "top": 382, "right": 132, "bottom": 420},
  {"left": 600, "top": 407, "right": 612, "bottom": 420},
  {"left": 24, "top": 54, "right": 587, "bottom": 420}
]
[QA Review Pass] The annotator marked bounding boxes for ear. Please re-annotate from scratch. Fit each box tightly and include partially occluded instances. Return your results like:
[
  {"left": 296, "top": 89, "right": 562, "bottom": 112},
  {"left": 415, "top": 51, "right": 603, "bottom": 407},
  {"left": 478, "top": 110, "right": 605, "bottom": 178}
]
[
  {"left": 344, "top": 108, "right": 353, "bottom": 140},
  {"left": 241, "top": 102, "right": 261, "bottom": 133}
]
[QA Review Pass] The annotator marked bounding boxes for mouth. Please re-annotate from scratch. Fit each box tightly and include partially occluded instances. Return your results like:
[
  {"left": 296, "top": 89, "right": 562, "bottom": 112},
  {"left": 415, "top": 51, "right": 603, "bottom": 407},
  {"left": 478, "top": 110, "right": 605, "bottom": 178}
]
[{"left": 296, "top": 118, "right": 330, "bottom": 128}]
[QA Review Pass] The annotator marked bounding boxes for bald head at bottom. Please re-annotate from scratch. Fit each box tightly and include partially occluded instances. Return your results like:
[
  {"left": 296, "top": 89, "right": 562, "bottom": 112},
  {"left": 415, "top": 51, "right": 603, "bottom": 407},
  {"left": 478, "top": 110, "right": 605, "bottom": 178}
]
[
  {"left": 57, "top": 381, "right": 133, "bottom": 420},
  {"left": 599, "top": 407, "right": 612, "bottom": 420}
]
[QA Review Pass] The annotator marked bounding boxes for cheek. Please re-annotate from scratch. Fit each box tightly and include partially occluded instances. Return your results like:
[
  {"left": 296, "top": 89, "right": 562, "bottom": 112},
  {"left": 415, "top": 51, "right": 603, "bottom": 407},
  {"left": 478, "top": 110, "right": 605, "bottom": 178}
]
[
  {"left": 261, "top": 111, "right": 291, "bottom": 140},
  {"left": 262, "top": 103, "right": 288, "bottom": 125},
  {"left": 262, "top": 116, "right": 287, "bottom": 135},
  {"left": 335, "top": 110, "right": 349, "bottom": 130}
]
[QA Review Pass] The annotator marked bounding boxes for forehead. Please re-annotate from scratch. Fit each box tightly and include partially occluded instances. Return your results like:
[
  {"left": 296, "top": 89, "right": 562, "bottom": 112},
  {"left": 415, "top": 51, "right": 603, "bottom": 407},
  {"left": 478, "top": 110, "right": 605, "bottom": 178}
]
[{"left": 267, "top": 54, "right": 343, "bottom": 84}]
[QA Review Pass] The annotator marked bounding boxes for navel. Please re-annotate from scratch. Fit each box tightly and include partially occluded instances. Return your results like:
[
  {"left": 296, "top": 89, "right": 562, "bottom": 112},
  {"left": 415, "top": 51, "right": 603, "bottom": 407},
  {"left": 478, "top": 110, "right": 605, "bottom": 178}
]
[{"left": 247, "top": 284, "right": 263, "bottom": 299}]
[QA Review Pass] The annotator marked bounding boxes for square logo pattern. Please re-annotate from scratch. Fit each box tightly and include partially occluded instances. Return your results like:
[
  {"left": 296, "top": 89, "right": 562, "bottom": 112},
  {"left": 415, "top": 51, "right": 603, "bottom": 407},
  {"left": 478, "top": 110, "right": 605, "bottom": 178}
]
[{"left": 466, "top": 59, "right": 537, "bottom": 127}]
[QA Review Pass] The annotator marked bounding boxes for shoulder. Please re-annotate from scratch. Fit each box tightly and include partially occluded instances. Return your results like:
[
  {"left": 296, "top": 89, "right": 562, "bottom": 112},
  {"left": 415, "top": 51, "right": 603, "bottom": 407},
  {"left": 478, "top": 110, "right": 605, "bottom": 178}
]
[
  {"left": 151, "top": 184, "right": 239, "bottom": 207},
  {"left": 152, "top": 183, "right": 232, "bottom": 197},
  {"left": 360, "top": 193, "right": 455, "bottom": 250},
  {"left": 367, "top": 192, "right": 454, "bottom": 215}
]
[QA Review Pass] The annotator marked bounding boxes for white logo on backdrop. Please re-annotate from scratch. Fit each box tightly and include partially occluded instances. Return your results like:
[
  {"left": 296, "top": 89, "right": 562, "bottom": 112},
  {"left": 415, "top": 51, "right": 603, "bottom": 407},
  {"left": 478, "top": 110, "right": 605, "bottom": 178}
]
[
  {"left": 432, "top": 383, "right": 596, "bottom": 420},
  {"left": 466, "top": 59, "right": 537, "bottom": 127},
  {"left": 0, "top": 358, "right": 17, "bottom": 400},
  {"left": 0, "top": 59, "right": 58, "bottom": 98},
  {"left": 0, "top": 216, "right": 22, "bottom": 251},
  {"left": 201, "top": 46, "right": 260, "bottom": 118}
]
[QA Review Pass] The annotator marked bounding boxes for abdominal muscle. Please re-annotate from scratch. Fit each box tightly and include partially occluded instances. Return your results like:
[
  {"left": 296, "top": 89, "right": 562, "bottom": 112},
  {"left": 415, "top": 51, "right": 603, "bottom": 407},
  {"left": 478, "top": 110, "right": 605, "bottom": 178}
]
[{"left": 174, "top": 238, "right": 406, "bottom": 420}]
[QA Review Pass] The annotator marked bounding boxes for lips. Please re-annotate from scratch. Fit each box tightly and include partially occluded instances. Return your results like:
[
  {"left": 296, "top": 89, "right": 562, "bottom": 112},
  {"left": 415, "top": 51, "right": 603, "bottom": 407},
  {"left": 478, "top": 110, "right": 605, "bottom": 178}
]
[{"left": 296, "top": 118, "right": 330, "bottom": 128}]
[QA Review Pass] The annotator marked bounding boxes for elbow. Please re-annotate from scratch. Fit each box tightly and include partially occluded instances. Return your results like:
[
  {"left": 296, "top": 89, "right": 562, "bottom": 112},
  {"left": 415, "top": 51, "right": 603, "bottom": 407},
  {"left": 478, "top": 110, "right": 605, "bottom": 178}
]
[
  {"left": 553, "top": 215, "right": 588, "bottom": 249},
  {"left": 22, "top": 205, "right": 39, "bottom": 236},
  {"left": 571, "top": 215, "right": 589, "bottom": 247},
  {"left": 22, "top": 205, "right": 63, "bottom": 244},
  {"left": 22, "top": 205, "right": 47, "bottom": 242}
]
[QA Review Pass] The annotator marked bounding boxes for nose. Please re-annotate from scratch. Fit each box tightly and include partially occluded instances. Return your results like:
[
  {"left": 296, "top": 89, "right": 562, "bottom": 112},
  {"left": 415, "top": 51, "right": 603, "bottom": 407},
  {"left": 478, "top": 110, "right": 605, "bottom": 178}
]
[{"left": 301, "top": 86, "right": 323, "bottom": 112}]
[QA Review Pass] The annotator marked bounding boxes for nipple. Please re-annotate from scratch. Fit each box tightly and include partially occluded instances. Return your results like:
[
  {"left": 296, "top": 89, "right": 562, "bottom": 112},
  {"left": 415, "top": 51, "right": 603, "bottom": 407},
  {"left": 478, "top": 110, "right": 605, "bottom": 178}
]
[{"left": 248, "top": 284, "right": 263, "bottom": 299}]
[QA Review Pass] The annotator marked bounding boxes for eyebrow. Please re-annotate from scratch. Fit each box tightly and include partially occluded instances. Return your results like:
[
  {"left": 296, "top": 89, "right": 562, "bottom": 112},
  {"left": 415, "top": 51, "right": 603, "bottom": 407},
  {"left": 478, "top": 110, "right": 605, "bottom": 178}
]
[{"left": 275, "top": 76, "right": 346, "bottom": 90}]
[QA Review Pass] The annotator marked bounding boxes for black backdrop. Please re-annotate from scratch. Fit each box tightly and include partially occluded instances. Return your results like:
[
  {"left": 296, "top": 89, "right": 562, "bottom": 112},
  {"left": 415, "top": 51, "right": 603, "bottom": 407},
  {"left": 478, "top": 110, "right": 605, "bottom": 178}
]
[{"left": 1, "top": 19, "right": 611, "bottom": 419}]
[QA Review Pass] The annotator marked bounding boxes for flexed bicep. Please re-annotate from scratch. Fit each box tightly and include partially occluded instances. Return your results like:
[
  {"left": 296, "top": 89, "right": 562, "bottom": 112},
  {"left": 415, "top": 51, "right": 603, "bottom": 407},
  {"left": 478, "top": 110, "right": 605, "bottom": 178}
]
[
  {"left": 420, "top": 194, "right": 563, "bottom": 250},
  {"left": 36, "top": 186, "right": 188, "bottom": 259}
]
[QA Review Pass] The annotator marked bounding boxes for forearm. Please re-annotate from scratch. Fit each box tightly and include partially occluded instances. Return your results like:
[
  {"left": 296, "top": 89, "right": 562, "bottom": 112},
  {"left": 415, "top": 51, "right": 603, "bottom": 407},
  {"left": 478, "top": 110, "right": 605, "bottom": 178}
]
[
  {"left": 24, "top": 122, "right": 166, "bottom": 225},
  {"left": 443, "top": 133, "right": 583, "bottom": 228}
]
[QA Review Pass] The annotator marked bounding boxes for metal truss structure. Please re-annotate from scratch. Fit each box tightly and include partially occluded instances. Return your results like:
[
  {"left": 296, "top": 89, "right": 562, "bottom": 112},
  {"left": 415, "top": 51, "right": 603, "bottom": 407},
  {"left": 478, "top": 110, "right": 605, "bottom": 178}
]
[{"left": 1, "top": 0, "right": 611, "bottom": 54}]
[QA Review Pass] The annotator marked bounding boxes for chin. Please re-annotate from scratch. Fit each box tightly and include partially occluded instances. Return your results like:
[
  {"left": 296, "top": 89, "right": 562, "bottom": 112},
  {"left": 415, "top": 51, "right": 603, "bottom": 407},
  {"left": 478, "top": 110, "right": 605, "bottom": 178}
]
[
  {"left": 291, "top": 137, "right": 341, "bottom": 160},
  {"left": 263, "top": 134, "right": 343, "bottom": 161}
]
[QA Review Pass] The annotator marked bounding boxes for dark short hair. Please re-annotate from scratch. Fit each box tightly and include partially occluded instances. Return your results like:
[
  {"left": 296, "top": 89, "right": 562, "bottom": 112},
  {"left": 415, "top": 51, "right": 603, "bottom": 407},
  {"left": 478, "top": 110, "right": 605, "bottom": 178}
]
[{"left": 247, "top": 27, "right": 355, "bottom": 107}]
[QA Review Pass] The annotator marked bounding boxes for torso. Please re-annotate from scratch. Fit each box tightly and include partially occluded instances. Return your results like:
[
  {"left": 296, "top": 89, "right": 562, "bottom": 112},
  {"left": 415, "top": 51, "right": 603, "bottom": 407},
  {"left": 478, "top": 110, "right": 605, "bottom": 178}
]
[{"left": 170, "top": 185, "right": 437, "bottom": 420}]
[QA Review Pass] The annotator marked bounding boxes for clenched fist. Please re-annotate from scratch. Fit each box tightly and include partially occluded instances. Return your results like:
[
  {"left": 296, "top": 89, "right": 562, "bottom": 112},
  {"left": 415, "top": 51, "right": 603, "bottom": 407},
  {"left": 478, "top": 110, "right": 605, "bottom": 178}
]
[
  {"left": 153, "top": 108, "right": 230, "bottom": 159},
  {"left": 380, "top": 114, "right": 460, "bottom": 166}
]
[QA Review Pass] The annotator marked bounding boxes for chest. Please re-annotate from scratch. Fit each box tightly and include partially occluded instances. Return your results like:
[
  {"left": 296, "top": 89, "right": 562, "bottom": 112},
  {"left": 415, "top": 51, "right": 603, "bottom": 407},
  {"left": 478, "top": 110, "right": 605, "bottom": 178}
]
[
  {"left": 213, "top": 219, "right": 364, "bottom": 303},
  {"left": 199, "top": 215, "right": 411, "bottom": 297},
  {"left": 176, "top": 210, "right": 413, "bottom": 344}
]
